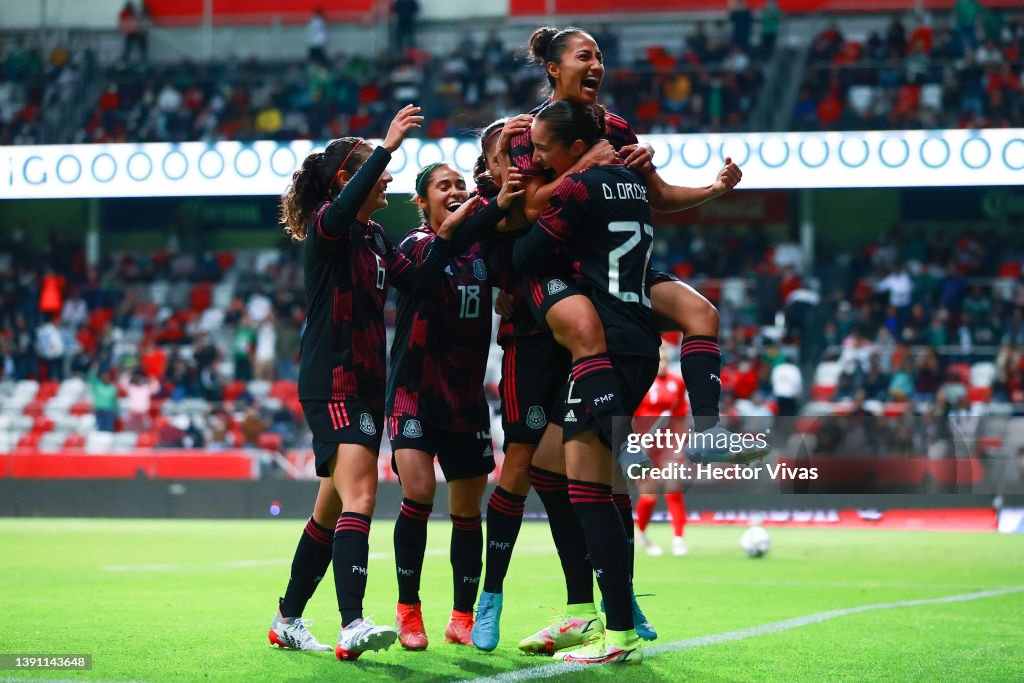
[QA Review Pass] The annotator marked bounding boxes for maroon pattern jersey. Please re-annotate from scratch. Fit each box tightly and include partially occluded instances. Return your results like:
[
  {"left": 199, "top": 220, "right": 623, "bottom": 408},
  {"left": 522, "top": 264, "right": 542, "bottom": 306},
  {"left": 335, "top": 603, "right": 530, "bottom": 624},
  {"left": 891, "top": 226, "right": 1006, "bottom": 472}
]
[
  {"left": 298, "top": 146, "right": 454, "bottom": 411},
  {"left": 386, "top": 224, "right": 498, "bottom": 433},
  {"left": 515, "top": 164, "right": 660, "bottom": 359},
  {"left": 509, "top": 101, "right": 638, "bottom": 179}
]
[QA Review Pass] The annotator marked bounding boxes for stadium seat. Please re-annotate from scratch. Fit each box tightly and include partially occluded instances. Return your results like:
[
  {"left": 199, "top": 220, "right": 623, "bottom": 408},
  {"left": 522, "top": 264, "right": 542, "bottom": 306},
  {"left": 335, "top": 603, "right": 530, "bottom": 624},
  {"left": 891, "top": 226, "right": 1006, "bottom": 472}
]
[
  {"left": 85, "top": 432, "right": 115, "bottom": 453},
  {"left": 967, "top": 386, "right": 992, "bottom": 404},
  {"left": 258, "top": 433, "right": 283, "bottom": 451},
  {"left": 64, "top": 433, "right": 86, "bottom": 449},
  {"left": 919, "top": 84, "right": 942, "bottom": 110},
  {"left": 848, "top": 86, "right": 874, "bottom": 115},
  {"left": 970, "top": 362, "right": 996, "bottom": 388},
  {"left": 947, "top": 363, "right": 971, "bottom": 385},
  {"left": 17, "top": 432, "right": 42, "bottom": 449},
  {"left": 136, "top": 432, "right": 158, "bottom": 448},
  {"left": 223, "top": 380, "right": 246, "bottom": 402},
  {"left": 811, "top": 384, "right": 837, "bottom": 401}
]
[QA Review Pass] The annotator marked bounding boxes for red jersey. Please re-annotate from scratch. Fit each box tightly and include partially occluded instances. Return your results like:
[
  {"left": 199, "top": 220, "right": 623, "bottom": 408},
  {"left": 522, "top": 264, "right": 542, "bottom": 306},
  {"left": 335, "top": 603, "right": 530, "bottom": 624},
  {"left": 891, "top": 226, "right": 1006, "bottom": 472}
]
[{"left": 635, "top": 372, "right": 687, "bottom": 417}]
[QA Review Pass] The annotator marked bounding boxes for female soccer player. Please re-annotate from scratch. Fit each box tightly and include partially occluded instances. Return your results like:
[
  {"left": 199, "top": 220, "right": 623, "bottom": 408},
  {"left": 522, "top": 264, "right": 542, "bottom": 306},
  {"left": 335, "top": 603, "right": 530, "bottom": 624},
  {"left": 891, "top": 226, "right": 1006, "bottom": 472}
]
[
  {"left": 471, "top": 119, "right": 600, "bottom": 654},
  {"left": 512, "top": 99, "right": 662, "bottom": 665},
  {"left": 387, "top": 160, "right": 523, "bottom": 650},
  {"left": 505, "top": 26, "right": 761, "bottom": 466},
  {"left": 269, "top": 104, "right": 488, "bottom": 661},
  {"left": 634, "top": 342, "right": 690, "bottom": 557}
]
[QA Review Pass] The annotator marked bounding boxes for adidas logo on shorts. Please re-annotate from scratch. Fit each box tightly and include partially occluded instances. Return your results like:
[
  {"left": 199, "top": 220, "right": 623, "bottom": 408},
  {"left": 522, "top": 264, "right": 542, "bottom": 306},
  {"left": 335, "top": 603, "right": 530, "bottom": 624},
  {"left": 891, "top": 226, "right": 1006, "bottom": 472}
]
[{"left": 564, "top": 409, "right": 577, "bottom": 423}]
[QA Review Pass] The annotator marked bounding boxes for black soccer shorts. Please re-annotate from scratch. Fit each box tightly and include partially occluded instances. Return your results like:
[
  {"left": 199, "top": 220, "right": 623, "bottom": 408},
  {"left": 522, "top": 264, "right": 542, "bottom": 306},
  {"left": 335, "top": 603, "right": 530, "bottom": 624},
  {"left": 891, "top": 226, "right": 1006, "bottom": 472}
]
[
  {"left": 388, "top": 415, "right": 496, "bottom": 482},
  {"left": 499, "top": 333, "right": 572, "bottom": 450},
  {"left": 552, "top": 354, "right": 660, "bottom": 443},
  {"left": 302, "top": 399, "right": 384, "bottom": 478}
]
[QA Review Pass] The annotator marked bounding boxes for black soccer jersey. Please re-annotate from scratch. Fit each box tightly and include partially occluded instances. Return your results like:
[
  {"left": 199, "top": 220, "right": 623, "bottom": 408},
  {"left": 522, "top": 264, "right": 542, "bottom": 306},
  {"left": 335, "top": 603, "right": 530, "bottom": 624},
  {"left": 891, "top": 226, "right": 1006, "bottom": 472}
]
[
  {"left": 513, "top": 164, "right": 660, "bottom": 359},
  {"left": 297, "top": 146, "right": 454, "bottom": 412},
  {"left": 509, "top": 101, "right": 638, "bottom": 179},
  {"left": 386, "top": 222, "right": 498, "bottom": 434}
]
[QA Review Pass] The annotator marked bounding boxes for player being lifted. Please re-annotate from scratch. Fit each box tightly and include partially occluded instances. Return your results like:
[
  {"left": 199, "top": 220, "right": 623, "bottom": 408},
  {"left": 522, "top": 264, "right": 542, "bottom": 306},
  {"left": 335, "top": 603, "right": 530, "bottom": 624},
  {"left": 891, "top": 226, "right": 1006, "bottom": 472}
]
[
  {"left": 503, "top": 26, "right": 766, "bottom": 466},
  {"left": 386, "top": 161, "right": 524, "bottom": 650},
  {"left": 511, "top": 99, "right": 662, "bottom": 665},
  {"left": 269, "top": 105, "right": 490, "bottom": 662}
]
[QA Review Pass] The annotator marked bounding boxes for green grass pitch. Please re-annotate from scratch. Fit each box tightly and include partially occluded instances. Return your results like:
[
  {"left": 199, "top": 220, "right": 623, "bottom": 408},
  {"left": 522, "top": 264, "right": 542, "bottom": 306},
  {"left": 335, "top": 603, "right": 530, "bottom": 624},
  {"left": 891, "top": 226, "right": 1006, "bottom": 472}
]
[{"left": 1, "top": 517, "right": 1022, "bottom": 682}]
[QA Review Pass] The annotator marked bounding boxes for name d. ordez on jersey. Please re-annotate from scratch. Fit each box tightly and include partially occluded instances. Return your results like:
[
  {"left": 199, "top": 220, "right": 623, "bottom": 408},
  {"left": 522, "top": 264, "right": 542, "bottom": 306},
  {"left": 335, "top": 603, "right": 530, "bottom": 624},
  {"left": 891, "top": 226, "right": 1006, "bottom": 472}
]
[{"left": 601, "top": 182, "right": 648, "bottom": 202}]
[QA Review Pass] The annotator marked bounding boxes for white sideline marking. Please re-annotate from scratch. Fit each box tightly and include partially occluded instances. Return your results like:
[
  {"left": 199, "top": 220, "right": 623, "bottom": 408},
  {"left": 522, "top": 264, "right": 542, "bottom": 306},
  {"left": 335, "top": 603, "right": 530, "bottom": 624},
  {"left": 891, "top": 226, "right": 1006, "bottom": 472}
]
[
  {"left": 101, "top": 544, "right": 553, "bottom": 572},
  {"left": 526, "top": 574, "right": 998, "bottom": 591},
  {"left": 472, "top": 584, "right": 1024, "bottom": 682}
]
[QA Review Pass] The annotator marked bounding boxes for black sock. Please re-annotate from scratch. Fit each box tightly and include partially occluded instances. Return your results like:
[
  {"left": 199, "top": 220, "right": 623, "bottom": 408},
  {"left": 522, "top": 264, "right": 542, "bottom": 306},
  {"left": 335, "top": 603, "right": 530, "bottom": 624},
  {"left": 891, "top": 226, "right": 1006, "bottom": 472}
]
[
  {"left": 450, "top": 514, "right": 483, "bottom": 613},
  {"left": 529, "top": 466, "right": 594, "bottom": 606},
  {"left": 571, "top": 354, "right": 626, "bottom": 448},
  {"left": 280, "top": 516, "right": 334, "bottom": 618},
  {"left": 568, "top": 480, "right": 632, "bottom": 632},
  {"left": 334, "top": 512, "right": 371, "bottom": 627},
  {"left": 680, "top": 336, "right": 722, "bottom": 432},
  {"left": 613, "top": 493, "right": 635, "bottom": 580},
  {"left": 394, "top": 498, "right": 432, "bottom": 605},
  {"left": 482, "top": 487, "right": 527, "bottom": 594}
]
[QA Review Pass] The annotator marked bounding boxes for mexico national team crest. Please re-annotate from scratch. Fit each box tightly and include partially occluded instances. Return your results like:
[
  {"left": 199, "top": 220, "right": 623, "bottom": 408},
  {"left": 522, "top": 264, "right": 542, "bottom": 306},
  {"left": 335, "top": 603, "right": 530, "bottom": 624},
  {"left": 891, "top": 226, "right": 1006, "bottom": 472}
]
[
  {"left": 547, "top": 279, "right": 567, "bottom": 295},
  {"left": 359, "top": 413, "right": 376, "bottom": 436},
  {"left": 526, "top": 405, "right": 547, "bottom": 430},
  {"left": 402, "top": 419, "right": 423, "bottom": 438},
  {"left": 473, "top": 259, "right": 488, "bottom": 281}
]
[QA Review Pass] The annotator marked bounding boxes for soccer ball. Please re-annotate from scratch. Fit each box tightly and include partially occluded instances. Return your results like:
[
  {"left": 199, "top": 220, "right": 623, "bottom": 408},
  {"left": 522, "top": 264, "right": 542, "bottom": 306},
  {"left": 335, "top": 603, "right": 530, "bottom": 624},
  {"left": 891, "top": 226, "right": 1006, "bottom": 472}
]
[{"left": 740, "top": 525, "right": 771, "bottom": 558}]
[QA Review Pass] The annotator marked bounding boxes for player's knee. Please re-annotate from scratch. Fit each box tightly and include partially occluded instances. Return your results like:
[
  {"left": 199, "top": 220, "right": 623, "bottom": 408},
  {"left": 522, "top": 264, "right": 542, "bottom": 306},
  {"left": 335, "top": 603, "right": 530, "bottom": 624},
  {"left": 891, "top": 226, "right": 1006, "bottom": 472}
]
[
  {"left": 553, "top": 317, "right": 606, "bottom": 357},
  {"left": 402, "top": 482, "right": 435, "bottom": 506},
  {"left": 499, "top": 456, "right": 532, "bottom": 494},
  {"left": 688, "top": 299, "right": 719, "bottom": 335},
  {"left": 345, "top": 492, "right": 376, "bottom": 516}
]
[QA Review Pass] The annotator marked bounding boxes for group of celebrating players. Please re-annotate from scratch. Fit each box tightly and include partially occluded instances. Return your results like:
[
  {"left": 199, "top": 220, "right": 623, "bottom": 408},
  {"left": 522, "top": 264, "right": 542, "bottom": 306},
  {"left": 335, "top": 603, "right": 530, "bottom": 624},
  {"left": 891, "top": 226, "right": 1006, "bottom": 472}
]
[{"left": 267, "top": 25, "right": 764, "bottom": 666}]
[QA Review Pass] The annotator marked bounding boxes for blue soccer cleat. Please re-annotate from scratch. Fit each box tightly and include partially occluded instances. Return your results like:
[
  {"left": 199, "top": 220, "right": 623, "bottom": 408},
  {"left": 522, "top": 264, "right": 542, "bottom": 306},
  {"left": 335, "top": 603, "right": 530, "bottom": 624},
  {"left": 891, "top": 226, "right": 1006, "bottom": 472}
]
[
  {"left": 601, "top": 590, "right": 658, "bottom": 641},
  {"left": 471, "top": 591, "right": 503, "bottom": 651}
]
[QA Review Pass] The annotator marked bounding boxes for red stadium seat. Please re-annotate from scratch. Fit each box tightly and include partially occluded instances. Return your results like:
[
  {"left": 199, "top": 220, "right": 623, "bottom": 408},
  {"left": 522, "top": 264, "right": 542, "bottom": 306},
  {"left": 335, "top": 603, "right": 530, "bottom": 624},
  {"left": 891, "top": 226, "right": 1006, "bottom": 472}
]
[
  {"left": 70, "top": 401, "right": 93, "bottom": 416},
  {"left": 190, "top": 284, "right": 212, "bottom": 312},
  {"left": 64, "top": 433, "right": 86, "bottom": 449},
  {"left": 32, "top": 416, "right": 54, "bottom": 433},
  {"left": 811, "top": 384, "right": 837, "bottom": 401},
  {"left": 18, "top": 432, "right": 42, "bottom": 449},
  {"left": 136, "top": 432, "right": 158, "bottom": 448},
  {"left": 223, "top": 380, "right": 246, "bottom": 402},
  {"left": 258, "top": 433, "right": 283, "bottom": 451},
  {"left": 37, "top": 381, "right": 59, "bottom": 401},
  {"left": 947, "top": 363, "right": 971, "bottom": 385},
  {"left": 967, "top": 386, "right": 992, "bottom": 404},
  {"left": 269, "top": 381, "right": 297, "bottom": 400},
  {"left": 998, "top": 261, "right": 1021, "bottom": 278}
]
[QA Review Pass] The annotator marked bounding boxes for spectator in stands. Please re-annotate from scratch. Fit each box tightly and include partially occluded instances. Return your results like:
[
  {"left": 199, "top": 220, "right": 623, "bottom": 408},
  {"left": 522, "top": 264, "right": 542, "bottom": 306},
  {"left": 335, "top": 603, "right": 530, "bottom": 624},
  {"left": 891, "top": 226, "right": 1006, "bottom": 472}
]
[
  {"left": 233, "top": 313, "right": 255, "bottom": 382},
  {"left": 770, "top": 351, "right": 802, "bottom": 416},
  {"left": 307, "top": 8, "right": 329, "bottom": 67},
  {"left": 254, "top": 313, "right": 276, "bottom": 381},
  {"left": 11, "top": 314, "right": 34, "bottom": 380},
  {"left": 759, "top": 0, "right": 782, "bottom": 58},
  {"left": 240, "top": 405, "right": 268, "bottom": 447},
  {"left": 914, "top": 347, "right": 942, "bottom": 401},
  {"left": 117, "top": 2, "right": 148, "bottom": 63},
  {"left": 393, "top": 0, "right": 420, "bottom": 52},
  {"left": 35, "top": 315, "right": 65, "bottom": 381},
  {"left": 729, "top": 0, "right": 753, "bottom": 53},
  {"left": 120, "top": 368, "right": 159, "bottom": 432},
  {"left": 888, "top": 356, "right": 915, "bottom": 402},
  {"left": 88, "top": 365, "right": 119, "bottom": 432},
  {"left": 810, "top": 21, "right": 844, "bottom": 63}
]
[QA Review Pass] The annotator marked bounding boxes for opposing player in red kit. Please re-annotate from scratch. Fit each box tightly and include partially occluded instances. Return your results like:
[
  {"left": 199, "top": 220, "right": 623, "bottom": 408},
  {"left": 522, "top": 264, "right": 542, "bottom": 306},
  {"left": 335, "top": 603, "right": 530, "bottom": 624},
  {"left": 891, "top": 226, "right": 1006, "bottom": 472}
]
[{"left": 634, "top": 342, "right": 691, "bottom": 557}]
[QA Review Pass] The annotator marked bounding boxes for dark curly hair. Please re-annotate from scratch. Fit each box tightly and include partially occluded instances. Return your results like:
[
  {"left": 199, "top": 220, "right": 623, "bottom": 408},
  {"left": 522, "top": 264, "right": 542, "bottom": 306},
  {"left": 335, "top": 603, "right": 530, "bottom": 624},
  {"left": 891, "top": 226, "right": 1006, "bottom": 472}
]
[{"left": 279, "top": 137, "right": 369, "bottom": 241}]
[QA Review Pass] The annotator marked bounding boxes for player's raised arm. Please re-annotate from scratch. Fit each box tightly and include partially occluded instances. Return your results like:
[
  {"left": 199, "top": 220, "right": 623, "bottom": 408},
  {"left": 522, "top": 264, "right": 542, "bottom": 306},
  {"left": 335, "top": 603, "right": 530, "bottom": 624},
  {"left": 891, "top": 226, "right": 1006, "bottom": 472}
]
[{"left": 641, "top": 157, "right": 743, "bottom": 214}]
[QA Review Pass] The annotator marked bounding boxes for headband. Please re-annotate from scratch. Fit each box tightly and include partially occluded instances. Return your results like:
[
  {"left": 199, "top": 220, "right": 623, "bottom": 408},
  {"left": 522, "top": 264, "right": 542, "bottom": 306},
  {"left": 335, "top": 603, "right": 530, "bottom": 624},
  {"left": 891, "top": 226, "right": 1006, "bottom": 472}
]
[
  {"left": 482, "top": 126, "right": 502, "bottom": 150},
  {"left": 415, "top": 162, "right": 445, "bottom": 196},
  {"left": 331, "top": 138, "right": 365, "bottom": 187}
]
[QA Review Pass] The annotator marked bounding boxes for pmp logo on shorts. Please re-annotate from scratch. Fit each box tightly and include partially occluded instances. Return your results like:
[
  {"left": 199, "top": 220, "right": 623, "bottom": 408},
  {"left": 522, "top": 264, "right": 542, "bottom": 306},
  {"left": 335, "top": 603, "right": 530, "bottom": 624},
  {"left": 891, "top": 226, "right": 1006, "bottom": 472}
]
[
  {"left": 547, "top": 279, "right": 567, "bottom": 295},
  {"left": 526, "top": 405, "right": 547, "bottom": 429},
  {"left": 359, "top": 413, "right": 376, "bottom": 436},
  {"left": 402, "top": 419, "right": 423, "bottom": 438},
  {"left": 473, "top": 259, "right": 488, "bottom": 281}
]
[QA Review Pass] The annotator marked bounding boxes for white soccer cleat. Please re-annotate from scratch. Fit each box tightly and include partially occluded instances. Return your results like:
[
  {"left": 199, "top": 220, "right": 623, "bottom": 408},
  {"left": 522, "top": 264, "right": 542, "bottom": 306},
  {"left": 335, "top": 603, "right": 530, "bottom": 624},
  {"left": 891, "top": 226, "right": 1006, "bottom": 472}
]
[
  {"left": 335, "top": 617, "right": 398, "bottom": 661},
  {"left": 268, "top": 609, "right": 333, "bottom": 652},
  {"left": 637, "top": 531, "right": 664, "bottom": 557},
  {"left": 672, "top": 537, "right": 689, "bottom": 557}
]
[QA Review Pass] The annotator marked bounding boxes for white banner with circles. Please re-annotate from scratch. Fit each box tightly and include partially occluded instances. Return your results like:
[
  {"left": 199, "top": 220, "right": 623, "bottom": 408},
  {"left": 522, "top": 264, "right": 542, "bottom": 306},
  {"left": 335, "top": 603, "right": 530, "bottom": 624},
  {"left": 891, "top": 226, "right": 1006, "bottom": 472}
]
[{"left": 1, "top": 129, "right": 1020, "bottom": 200}]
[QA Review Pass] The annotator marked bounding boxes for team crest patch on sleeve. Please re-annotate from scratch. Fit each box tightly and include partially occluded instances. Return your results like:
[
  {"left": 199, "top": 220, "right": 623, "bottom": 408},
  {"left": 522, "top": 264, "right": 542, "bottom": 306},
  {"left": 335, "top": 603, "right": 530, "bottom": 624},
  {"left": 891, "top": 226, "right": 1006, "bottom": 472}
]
[
  {"left": 402, "top": 419, "right": 423, "bottom": 438},
  {"left": 547, "top": 279, "right": 567, "bottom": 295},
  {"left": 473, "top": 259, "right": 488, "bottom": 281},
  {"left": 359, "top": 413, "right": 376, "bottom": 435},
  {"left": 526, "top": 405, "right": 547, "bottom": 429}
]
